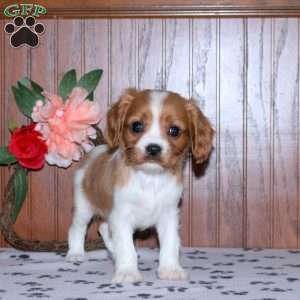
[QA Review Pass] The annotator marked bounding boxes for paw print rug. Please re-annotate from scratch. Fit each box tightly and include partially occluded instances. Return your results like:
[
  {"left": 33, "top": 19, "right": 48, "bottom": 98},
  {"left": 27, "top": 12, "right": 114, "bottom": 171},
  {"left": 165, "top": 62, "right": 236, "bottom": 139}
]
[{"left": 0, "top": 247, "right": 300, "bottom": 299}]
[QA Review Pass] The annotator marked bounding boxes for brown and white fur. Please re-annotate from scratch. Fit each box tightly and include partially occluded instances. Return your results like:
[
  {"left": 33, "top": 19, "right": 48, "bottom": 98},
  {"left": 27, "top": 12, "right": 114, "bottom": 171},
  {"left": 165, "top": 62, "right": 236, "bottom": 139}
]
[{"left": 66, "top": 89, "right": 214, "bottom": 283}]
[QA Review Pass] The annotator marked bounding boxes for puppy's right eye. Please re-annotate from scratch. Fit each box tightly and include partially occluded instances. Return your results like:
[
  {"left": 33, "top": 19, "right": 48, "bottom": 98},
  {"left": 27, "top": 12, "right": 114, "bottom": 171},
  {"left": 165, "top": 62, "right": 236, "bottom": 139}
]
[
  {"left": 168, "top": 125, "right": 180, "bottom": 137},
  {"left": 131, "top": 121, "right": 144, "bottom": 133}
]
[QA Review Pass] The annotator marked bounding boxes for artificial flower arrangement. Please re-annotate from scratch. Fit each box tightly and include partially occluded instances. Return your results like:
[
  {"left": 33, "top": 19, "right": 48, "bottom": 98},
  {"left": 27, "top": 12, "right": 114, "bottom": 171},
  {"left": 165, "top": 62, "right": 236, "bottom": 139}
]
[{"left": 0, "top": 69, "right": 105, "bottom": 251}]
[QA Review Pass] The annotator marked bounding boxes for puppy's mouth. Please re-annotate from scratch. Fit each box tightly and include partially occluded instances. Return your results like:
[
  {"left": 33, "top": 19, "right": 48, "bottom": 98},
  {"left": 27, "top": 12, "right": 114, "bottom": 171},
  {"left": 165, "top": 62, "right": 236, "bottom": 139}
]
[
  {"left": 136, "top": 154, "right": 165, "bottom": 168},
  {"left": 125, "top": 147, "right": 165, "bottom": 166},
  {"left": 136, "top": 161, "right": 164, "bottom": 173},
  {"left": 144, "top": 154, "right": 162, "bottom": 163}
]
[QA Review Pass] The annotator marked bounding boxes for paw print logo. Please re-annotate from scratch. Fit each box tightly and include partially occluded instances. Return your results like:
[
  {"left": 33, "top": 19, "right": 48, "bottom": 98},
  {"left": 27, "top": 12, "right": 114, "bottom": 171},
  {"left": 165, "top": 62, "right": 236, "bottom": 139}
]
[{"left": 4, "top": 16, "right": 45, "bottom": 48}]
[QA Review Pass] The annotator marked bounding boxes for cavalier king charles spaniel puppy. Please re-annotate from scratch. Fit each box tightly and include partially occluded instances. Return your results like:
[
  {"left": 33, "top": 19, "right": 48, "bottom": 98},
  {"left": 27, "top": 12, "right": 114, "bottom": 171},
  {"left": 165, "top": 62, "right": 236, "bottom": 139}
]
[{"left": 67, "top": 89, "right": 214, "bottom": 283}]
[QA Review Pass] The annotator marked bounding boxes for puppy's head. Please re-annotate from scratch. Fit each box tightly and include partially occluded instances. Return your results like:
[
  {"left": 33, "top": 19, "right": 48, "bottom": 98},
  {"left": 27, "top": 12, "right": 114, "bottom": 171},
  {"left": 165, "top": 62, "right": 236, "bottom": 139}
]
[{"left": 106, "top": 89, "right": 214, "bottom": 172}]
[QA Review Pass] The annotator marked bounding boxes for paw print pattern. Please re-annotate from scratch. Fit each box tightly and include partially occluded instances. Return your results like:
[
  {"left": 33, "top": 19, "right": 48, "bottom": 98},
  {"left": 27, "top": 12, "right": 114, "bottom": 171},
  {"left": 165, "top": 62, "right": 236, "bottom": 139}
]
[{"left": 4, "top": 16, "right": 45, "bottom": 48}]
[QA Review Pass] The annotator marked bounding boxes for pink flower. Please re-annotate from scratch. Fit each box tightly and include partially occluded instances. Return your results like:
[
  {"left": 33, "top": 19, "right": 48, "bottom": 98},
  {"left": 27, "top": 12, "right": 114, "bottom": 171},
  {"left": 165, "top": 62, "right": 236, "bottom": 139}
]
[{"left": 32, "top": 87, "right": 101, "bottom": 168}]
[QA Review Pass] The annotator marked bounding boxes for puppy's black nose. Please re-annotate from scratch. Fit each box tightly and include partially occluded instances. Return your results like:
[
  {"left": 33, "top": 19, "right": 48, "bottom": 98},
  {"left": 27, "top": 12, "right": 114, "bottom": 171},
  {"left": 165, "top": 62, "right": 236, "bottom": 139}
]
[{"left": 146, "top": 144, "right": 162, "bottom": 156}]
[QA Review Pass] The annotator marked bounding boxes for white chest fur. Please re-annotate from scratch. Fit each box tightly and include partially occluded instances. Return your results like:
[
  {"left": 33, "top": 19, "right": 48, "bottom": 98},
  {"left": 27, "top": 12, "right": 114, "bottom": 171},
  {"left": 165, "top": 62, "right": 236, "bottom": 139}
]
[{"left": 111, "top": 167, "right": 183, "bottom": 230}]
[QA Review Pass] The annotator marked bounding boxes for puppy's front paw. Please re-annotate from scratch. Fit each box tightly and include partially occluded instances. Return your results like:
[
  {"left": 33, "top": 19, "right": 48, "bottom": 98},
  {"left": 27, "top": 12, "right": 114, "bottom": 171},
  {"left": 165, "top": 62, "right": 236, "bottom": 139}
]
[
  {"left": 158, "top": 266, "right": 187, "bottom": 281},
  {"left": 112, "top": 269, "right": 143, "bottom": 283},
  {"left": 66, "top": 251, "right": 85, "bottom": 262}
]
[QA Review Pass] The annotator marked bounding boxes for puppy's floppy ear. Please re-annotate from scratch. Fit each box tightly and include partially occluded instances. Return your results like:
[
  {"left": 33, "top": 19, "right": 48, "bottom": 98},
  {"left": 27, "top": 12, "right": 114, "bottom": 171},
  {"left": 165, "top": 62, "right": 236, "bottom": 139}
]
[
  {"left": 105, "top": 89, "right": 136, "bottom": 149},
  {"left": 185, "top": 100, "right": 214, "bottom": 164}
]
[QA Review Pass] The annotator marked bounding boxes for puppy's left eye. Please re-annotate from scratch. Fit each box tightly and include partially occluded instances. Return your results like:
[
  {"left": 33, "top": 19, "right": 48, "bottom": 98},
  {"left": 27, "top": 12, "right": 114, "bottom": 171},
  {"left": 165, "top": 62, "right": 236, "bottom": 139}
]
[{"left": 168, "top": 126, "right": 180, "bottom": 137}]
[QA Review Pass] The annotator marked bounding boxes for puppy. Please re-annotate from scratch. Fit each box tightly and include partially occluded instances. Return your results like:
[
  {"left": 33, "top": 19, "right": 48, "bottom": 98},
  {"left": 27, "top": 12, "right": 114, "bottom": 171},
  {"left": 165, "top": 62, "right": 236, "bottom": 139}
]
[{"left": 66, "top": 89, "right": 214, "bottom": 283}]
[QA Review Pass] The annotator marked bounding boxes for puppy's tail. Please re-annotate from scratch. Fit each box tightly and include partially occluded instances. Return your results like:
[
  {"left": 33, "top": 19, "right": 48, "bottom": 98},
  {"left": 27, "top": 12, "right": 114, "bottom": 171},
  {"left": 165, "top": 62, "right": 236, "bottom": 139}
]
[{"left": 92, "top": 125, "right": 107, "bottom": 146}]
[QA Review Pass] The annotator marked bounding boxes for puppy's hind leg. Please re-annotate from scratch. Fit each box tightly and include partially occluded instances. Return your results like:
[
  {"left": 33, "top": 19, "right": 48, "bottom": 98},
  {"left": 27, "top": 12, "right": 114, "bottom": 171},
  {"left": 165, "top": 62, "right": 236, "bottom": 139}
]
[{"left": 66, "top": 170, "right": 94, "bottom": 262}]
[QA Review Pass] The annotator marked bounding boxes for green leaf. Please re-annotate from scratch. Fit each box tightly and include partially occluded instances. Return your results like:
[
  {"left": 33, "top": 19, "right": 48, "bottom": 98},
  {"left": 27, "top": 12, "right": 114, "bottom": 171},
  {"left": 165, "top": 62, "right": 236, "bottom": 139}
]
[
  {"left": 59, "top": 69, "right": 77, "bottom": 101},
  {"left": 18, "top": 77, "right": 31, "bottom": 87},
  {"left": 0, "top": 146, "right": 16, "bottom": 165},
  {"left": 86, "top": 91, "right": 94, "bottom": 101},
  {"left": 30, "top": 80, "right": 44, "bottom": 97},
  {"left": 19, "top": 77, "right": 44, "bottom": 98},
  {"left": 11, "top": 166, "right": 28, "bottom": 223},
  {"left": 77, "top": 69, "right": 103, "bottom": 100},
  {"left": 17, "top": 81, "right": 43, "bottom": 101},
  {"left": 12, "top": 82, "right": 42, "bottom": 118}
]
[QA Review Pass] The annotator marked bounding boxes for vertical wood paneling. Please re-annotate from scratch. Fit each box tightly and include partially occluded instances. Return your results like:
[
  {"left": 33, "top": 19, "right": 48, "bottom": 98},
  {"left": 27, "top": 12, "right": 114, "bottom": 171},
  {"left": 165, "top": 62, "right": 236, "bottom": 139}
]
[
  {"left": 84, "top": 19, "right": 109, "bottom": 240},
  {"left": 111, "top": 19, "right": 137, "bottom": 101},
  {"left": 57, "top": 19, "right": 83, "bottom": 241},
  {"left": 1, "top": 17, "right": 300, "bottom": 249},
  {"left": 298, "top": 19, "right": 300, "bottom": 249},
  {"left": 273, "top": 19, "right": 298, "bottom": 248},
  {"left": 246, "top": 19, "right": 272, "bottom": 248},
  {"left": 30, "top": 20, "right": 57, "bottom": 241},
  {"left": 138, "top": 19, "right": 163, "bottom": 90},
  {"left": 165, "top": 19, "right": 189, "bottom": 97},
  {"left": 84, "top": 19, "right": 109, "bottom": 119},
  {"left": 219, "top": 19, "right": 244, "bottom": 247},
  {"left": 164, "top": 19, "right": 191, "bottom": 246},
  {"left": 191, "top": 19, "right": 218, "bottom": 247},
  {"left": 3, "top": 32, "right": 31, "bottom": 241}
]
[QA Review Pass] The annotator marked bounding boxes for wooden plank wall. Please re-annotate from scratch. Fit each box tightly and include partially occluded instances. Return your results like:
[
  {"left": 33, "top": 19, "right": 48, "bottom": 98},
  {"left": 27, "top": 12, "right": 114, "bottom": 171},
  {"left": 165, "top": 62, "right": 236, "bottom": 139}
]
[{"left": 0, "top": 18, "right": 299, "bottom": 248}]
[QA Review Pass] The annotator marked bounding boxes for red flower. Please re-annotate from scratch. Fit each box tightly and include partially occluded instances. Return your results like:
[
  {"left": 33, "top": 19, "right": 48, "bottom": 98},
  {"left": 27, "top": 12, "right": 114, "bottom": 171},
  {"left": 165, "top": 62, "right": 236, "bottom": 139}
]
[{"left": 8, "top": 123, "right": 48, "bottom": 170}]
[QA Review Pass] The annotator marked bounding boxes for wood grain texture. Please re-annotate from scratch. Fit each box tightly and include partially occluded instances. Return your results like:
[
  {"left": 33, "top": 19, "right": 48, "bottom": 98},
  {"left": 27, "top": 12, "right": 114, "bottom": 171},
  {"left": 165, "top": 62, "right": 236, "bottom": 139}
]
[
  {"left": 84, "top": 19, "right": 109, "bottom": 123},
  {"left": 191, "top": 19, "right": 218, "bottom": 247},
  {"left": 246, "top": 19, "right": 272, "bottom": 248},
  {"left": 1, "top": 17, "right": 300, "bottom": 249},
  {"left": 2, "top": 0, "right": 300, "bottom": 9},
  {"left": 165, "top": 19, "right": 190, "bottom": 99},
  {"left": 298, "top": 19, "right": 300, "bottom": 249},
  {"left": 111, "top": 19, "right": 137, "bottom": 101},
  {"left": 272, "top": 18, "right": 298, "bottom": 248},
  {"left": 1, "top": 0, "right": 300, "bottom": 17},
  {"left": 138, "top": 19, "right": 163, "bottom": 89},
  {"left": 298, "top": 22, "right": 300, "bottom": 248},
  {"left": 218, "top": 19, "right": 244, "bottom": 247},
  {"left": 2, "top": 30, "right": 31, "bottom": 241}
]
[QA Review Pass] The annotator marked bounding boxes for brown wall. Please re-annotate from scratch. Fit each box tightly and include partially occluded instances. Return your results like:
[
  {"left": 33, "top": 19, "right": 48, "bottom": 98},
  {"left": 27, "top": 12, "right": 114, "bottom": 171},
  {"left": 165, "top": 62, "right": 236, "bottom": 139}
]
[{"left": 0, "top": 17, "right": 299, "bottom": 249}]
